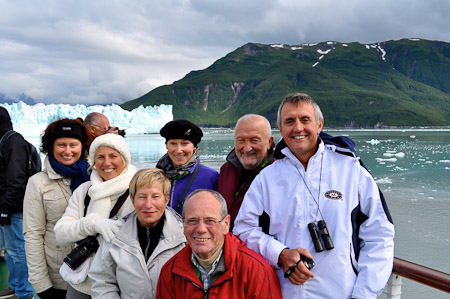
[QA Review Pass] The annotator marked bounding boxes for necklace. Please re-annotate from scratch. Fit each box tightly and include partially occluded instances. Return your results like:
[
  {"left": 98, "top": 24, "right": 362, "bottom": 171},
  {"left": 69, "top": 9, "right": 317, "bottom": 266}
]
[
  {"left": 56, "top": 179, "right": 71, "bottom": 204},
  {"left": 293, "top": 150, "right": 324, "bottom": 221}
]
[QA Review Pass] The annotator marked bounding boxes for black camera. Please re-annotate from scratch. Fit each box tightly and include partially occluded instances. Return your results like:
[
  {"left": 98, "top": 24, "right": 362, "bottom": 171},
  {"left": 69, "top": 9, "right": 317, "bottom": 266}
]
[
  {"left": 308, "top": 220, "right": 334, "bottom": 252},
  {"left": 110, "top": 126, "right": 126, "bottom": 137},
  {"left": 63, "top": 235, "right": 100, "bottom": 270}
]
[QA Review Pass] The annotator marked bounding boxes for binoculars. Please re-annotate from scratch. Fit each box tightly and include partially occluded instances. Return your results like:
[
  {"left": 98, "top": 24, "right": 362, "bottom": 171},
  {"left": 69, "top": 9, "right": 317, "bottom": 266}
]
[{"left": 308, "top": 220, "right": 334, "bottom": 252}]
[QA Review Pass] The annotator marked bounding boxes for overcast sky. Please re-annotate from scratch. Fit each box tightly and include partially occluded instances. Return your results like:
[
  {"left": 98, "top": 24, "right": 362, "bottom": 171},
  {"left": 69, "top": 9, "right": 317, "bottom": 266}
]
[{"left": 1, "top": 0, "right": 449, "bottom": 105}]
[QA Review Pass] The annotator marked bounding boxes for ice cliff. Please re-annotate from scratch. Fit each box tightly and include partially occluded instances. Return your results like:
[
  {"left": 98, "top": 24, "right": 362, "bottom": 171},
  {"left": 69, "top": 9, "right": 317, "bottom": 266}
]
[{"left": 0, "top": 101, "right": 173, "bottom": 137}]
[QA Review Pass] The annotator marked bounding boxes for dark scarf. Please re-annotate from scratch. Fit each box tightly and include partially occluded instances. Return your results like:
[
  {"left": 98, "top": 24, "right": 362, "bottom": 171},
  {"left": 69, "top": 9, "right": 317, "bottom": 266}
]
[
  {"left": 156, "top": 148, "right": 200, "bottom": 182},
  {"left": 49, "top": 154, "right": 91, "bottom": 191}
]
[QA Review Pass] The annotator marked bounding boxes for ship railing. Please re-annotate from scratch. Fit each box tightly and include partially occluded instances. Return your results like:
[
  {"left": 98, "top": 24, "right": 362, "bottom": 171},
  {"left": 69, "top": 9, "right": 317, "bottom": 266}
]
[{"left": 382, "top": 257, "right": 450, "bottom": 298}]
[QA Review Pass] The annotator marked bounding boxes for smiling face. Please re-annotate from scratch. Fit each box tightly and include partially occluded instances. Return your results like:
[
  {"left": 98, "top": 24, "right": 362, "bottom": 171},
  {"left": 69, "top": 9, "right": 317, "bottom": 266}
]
[
  {"left": 133, "top": 181, "right": 169, "bottom": 227},
  {"left": 183, "top": 191, "right": 230, "bottom": 260},
  {"left": 166, "top": 139, "right": 195, "bottom": 166},
  {"left": 235, "top": 117, "right": 274, "bottom": 170},
  {"left": 52, "top": 137, "right": 83, "bottom": 166},
  {"left": 279, "top": 101, "right": 323, "bottom": 166},
  {"left": 94, "top": 146, "right": 125, "bottom": 181}
]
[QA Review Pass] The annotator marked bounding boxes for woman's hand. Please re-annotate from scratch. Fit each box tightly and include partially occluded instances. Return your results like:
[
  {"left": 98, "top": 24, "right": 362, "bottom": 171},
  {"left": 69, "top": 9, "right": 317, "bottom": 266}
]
[{"left": 94, "top": 218, "right": 122, "bottom": 242}]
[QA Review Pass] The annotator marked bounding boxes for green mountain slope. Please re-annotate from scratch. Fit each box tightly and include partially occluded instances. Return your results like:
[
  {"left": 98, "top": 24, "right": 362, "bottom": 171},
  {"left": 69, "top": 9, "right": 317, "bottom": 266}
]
[{"left": 121, "top": 39, "right": 450, "bottom": 127}]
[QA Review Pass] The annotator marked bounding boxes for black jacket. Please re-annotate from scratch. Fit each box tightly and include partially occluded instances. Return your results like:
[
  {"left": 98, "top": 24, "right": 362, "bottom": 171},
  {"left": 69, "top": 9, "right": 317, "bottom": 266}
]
[{"left": 0, "top": 107, "right": 30, "bottom": 214}]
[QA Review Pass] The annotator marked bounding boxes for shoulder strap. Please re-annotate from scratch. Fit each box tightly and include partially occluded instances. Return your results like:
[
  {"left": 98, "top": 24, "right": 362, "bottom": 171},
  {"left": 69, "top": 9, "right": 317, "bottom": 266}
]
[
  {"left": 83, "top": 191, "right": 91, "bottom": 217},
  {"left": 109, "top": 190, "right": 130, "bottom": 219},
  {"left": 175, "top": 163, "right": 201, "bottom": 213},
  {"left": 0, "top": 130, "right": 17, "bottom": 152},
  {"left": 83, "top": 189, "right": 130, "bottom": 218}
]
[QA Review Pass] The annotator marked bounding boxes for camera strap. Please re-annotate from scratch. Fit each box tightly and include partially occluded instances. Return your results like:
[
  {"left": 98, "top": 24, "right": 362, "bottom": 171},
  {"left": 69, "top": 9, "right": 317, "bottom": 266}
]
[
  {"left": 83, "top": 188, "right": 130, "bottom": 218},
  {"left": 175, "top": 163, "right": 201, "bottom": 213}
]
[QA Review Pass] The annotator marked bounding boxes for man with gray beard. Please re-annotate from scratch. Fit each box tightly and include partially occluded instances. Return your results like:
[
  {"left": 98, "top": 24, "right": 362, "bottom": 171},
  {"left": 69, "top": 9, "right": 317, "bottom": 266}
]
[{"left": 218, "top": 114, "right": 275, "bottom": 230}]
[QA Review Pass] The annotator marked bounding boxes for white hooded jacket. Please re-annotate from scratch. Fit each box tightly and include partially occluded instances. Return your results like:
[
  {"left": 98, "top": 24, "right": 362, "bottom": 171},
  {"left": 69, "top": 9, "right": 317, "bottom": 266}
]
[{"left": 234, "top": 141, "right": 395, "bottom": 299}]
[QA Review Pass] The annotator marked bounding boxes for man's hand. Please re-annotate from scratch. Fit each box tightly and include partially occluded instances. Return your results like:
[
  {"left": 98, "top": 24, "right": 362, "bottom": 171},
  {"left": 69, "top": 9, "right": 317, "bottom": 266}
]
[
  {"left": 0, "top": 213, "right": 11, "bottom": 226},
  {"left": 278, "top": 248, "right": 314, "bottom": 285}
]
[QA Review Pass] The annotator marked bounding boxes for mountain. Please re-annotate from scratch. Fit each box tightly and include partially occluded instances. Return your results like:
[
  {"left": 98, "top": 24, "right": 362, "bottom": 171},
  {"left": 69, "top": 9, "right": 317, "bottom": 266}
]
[{"left": 121, "top": 38, "right": 450, "bottom": 127}]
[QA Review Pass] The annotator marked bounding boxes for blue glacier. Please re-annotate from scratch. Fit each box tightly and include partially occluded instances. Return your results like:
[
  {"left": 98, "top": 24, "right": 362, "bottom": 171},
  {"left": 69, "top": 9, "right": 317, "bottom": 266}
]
[{"left": 0, "top": 101, "right": 173, "bottom": 137}]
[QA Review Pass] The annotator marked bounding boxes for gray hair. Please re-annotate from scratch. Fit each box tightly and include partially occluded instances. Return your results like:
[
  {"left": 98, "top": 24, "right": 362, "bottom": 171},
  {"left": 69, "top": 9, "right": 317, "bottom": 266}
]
[
  {"left": 182, "top": 189, "right": 228, "bottom": 218},
  {"left": 276, "top": 93, "right": 324, "bottom": 128},
  {"left": 235, "top": 114, "right": 272, "bottom": 139},
  {"left": 84, "top": 112, "right": 106, "bottom": 126}
]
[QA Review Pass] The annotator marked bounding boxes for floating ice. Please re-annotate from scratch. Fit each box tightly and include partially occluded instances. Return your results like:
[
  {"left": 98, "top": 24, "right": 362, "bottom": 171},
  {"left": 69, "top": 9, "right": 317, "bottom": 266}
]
[
  {"left": 367, "top": 139, "right": 380, "bottom": 145},
  {"left": 439, "top": 160, "right": 450, "bottom": 163},
  {"left": 410, "top": 135, "right": 416, "bottom": 138},
  {"left": 376, "top": 157, "right": 397, "bottom": 162},
  {"left": 395, "top": 152, "right": 405, "bottom": 158},
  {"left": 0, "top": 101, "right": 173, "bottom": 137},
  {"left": 375, "top": 177, "right": 392, "bottom": 184}
]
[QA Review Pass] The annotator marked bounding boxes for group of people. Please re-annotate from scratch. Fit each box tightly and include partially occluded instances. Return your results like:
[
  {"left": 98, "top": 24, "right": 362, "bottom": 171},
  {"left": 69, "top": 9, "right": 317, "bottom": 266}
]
[{"left": 0, "top": 92, "right": 395, "bottom": 299}]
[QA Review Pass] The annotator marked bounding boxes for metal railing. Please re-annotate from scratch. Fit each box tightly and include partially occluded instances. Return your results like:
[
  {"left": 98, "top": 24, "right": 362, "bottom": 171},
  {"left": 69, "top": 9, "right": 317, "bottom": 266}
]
[{"left": 384, "top": 257, "right": 450, "bottom": 298}]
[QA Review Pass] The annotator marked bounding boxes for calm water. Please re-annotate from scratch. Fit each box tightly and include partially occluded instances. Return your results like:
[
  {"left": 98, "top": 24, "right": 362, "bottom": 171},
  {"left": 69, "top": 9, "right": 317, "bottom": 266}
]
[{"left": 28, "top": 129, "right": 450, "bottom": 298}]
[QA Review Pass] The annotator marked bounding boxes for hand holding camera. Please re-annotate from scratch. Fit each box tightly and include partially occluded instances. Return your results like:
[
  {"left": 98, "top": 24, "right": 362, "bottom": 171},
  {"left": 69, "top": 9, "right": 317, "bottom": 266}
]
[
  {"left": 94, "top": 218, "right": 122, "bottom": 243},
  {"left": 106, "top": 126, "right": 126, "bottom": 137},
  {"left": 284, "top": 254, "right": 315, "bottom": 278}
]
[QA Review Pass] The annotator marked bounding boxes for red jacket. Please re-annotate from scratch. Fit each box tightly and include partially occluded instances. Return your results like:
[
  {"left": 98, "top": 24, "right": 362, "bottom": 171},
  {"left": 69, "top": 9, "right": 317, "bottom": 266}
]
[
  {"left": 218, "top": 147, "right": 275, "bottom": 229},
  {"left": 156, "top": 233, "right": 282, "bottom": 299}
]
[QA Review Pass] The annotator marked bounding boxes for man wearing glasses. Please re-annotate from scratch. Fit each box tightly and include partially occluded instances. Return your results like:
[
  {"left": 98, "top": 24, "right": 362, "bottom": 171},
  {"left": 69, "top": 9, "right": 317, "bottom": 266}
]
[
  {"left": 84, "top": 112, "right": 119, "bottom": 138},
  {"left": 156, "top": 189, "right": 281, "bottom": 298}
]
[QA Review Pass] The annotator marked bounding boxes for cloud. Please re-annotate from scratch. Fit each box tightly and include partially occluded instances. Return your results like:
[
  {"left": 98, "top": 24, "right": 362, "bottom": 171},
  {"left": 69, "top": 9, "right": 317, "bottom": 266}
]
[{"left": 0, "top": 0, "right": 449, "bottom": 105}]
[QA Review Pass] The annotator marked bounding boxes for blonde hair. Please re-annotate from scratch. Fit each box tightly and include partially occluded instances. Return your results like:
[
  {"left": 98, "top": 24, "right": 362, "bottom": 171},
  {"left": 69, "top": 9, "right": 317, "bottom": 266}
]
[{"left": 129, "top": 168, "right": 171, "bottom": 200}]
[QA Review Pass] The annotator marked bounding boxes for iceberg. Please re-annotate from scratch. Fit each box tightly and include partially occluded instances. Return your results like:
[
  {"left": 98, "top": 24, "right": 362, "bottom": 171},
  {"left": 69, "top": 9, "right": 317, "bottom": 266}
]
[{"left": 0, "top": 101, "right": 173, "bottom": 137}]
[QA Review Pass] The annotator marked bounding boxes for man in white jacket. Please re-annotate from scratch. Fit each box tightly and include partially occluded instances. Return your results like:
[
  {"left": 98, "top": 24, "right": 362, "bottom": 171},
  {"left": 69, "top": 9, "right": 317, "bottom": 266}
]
[{"left": 233, "top": 93, "right": 395, "bottom": 299}]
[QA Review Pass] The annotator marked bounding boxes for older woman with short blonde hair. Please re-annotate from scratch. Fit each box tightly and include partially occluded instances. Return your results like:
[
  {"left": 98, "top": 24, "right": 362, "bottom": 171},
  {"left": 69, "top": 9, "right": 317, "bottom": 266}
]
[{"left": 89, "top": 168, "right": 186, "bottom": 299}]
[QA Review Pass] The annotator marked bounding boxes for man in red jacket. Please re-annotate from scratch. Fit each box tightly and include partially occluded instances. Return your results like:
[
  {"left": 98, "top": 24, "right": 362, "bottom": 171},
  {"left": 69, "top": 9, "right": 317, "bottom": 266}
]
[
  {"left": 156, "top": 189, "right": 281, "bottom": 299},
  {"left": 218, "top": 114, "right": 275, "bottom": 229}
]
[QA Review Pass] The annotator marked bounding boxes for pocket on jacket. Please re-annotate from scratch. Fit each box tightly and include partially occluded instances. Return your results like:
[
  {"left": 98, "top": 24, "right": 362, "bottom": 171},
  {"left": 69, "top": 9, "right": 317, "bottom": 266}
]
[{"left": 43, "top": 191, "right": 69, "bottom": 224}]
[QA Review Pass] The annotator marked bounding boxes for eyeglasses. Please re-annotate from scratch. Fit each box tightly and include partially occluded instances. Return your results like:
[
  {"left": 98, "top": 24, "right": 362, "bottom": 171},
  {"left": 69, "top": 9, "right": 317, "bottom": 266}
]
[{"left": 184, "top": 215, "right": 227, "bottom": 227}]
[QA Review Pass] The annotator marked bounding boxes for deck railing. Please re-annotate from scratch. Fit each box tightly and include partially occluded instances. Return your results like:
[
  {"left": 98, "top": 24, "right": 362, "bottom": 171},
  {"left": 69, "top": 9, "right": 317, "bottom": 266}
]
[{"left": 383, "top": 257, "right": 450, "bottom": 298}]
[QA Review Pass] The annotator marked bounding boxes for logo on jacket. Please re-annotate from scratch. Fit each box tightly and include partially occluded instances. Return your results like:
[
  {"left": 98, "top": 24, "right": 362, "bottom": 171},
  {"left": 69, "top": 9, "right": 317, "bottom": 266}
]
[{"left": 324, "top": 190, "right": 343, "bottom": 200}]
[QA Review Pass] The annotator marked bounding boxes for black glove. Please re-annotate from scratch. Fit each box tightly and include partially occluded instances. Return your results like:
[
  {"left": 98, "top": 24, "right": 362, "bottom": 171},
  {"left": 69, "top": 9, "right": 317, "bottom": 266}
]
[
  {"left": 37, "top": 287, "right": 67, "bottom": 299},
  {"left": 0, "top": 213, "right": 11, "bottom": 226}
]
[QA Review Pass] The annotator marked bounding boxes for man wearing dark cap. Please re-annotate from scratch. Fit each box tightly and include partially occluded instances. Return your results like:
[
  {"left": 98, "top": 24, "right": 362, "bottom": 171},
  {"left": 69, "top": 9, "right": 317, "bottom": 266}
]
[
  {"left": 157, "top": 120, "right": 218, "bottom": 214},
  {"left": 0, "top": 107, "right": 35, "bottom": 299}
]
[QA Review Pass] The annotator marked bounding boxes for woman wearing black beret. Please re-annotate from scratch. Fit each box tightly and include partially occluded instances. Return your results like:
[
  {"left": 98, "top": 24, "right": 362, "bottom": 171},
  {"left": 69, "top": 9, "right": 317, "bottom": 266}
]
[{"left": 156, "top": 120, "right": 218, "bottom": 214}]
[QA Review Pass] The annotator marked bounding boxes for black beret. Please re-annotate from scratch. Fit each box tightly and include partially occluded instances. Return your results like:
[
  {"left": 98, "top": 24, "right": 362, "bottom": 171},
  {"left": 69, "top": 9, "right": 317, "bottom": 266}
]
[{"left": 160, "top": 120, "right": 203, "bottom": 146}]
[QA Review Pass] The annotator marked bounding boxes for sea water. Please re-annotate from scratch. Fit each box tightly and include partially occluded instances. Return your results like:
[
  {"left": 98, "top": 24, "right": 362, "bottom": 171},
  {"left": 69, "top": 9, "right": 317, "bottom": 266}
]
[{"left": 27, "top": 129, "right": 450, "bottom": 298}]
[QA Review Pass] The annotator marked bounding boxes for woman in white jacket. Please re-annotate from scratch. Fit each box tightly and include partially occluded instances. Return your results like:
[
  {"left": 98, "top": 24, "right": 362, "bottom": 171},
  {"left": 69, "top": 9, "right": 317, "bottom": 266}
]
[
  {"left": 54, "top": 134, "right": 137, "bottom": 299},
  {"left": 89, "top": 168, "right": 186, "bottom": 299},
  {"left": 23, "top": 119, "right": 92, "bottom": 299}
]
